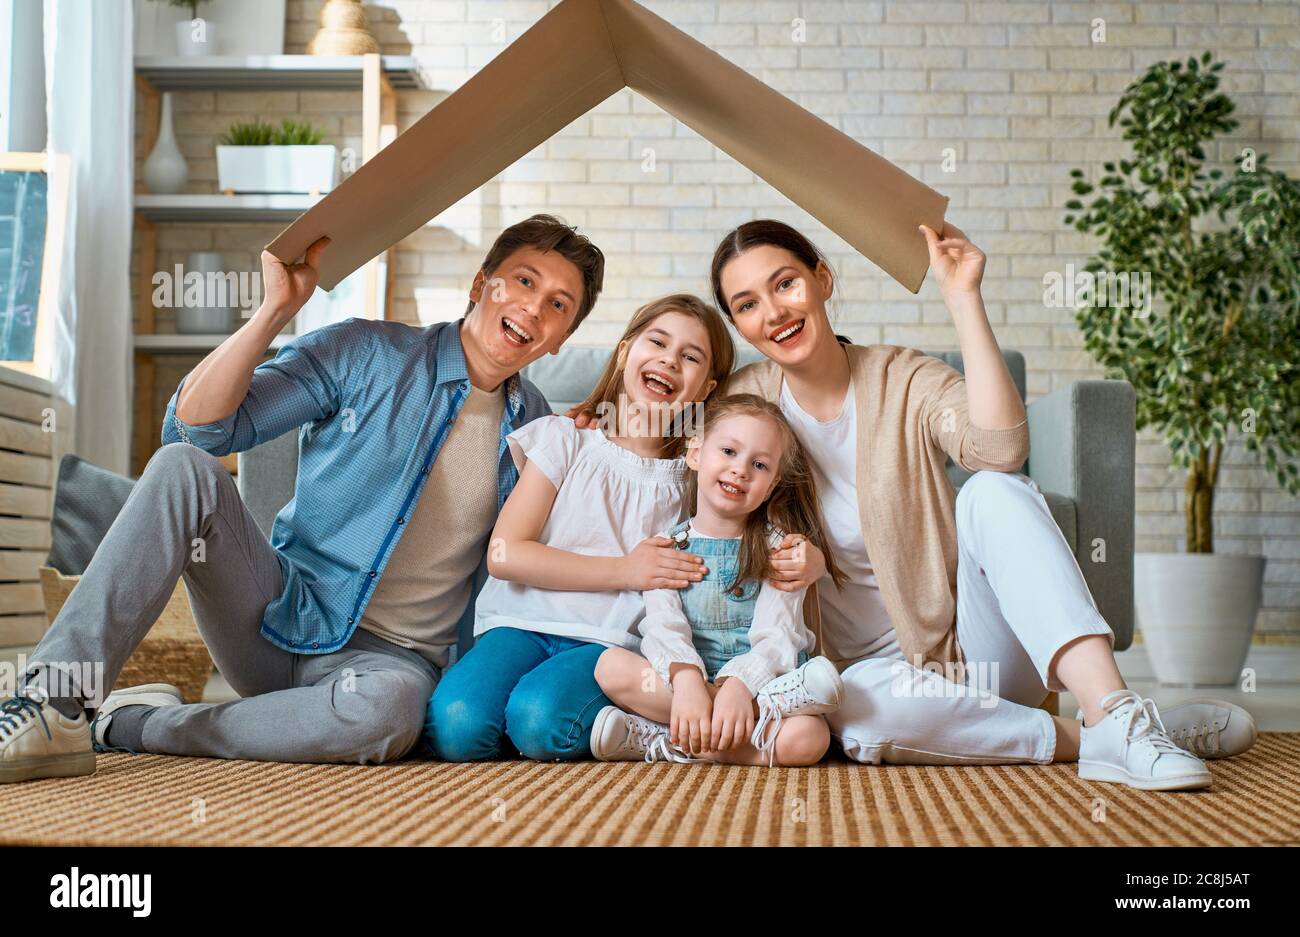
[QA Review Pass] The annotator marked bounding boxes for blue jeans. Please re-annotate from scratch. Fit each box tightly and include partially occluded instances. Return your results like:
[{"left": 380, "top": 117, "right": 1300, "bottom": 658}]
[{"left": 423, "top": 627, "right": 611, "bottom": 761}]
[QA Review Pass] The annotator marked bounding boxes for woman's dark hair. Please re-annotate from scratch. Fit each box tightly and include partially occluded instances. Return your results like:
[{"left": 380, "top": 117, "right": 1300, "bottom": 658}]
[{"left": 709, "top": 220, "right": 849, "bottom": 348}]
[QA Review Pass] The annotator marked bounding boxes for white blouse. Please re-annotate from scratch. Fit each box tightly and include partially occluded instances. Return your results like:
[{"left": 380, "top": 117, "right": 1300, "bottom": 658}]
[
  {"left": 472, "top": 414, "right": 689, "bottom": 649},
  {"left": 778, "top": 378, "right": 895, "bottom": 664}
]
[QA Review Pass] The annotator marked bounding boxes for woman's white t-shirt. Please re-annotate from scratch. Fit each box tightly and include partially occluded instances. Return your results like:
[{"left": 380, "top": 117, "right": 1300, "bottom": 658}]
[
  {"left": 778, "top": 379, "right": 896, "bottom": 664},
  {"left": 472, "top": 414, "right": 689, "bottom": 649}
]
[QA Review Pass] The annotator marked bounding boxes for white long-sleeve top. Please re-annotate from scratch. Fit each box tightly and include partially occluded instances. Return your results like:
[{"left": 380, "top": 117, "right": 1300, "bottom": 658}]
[{"left": 639, "top": 523, "right": 814, "bottom": 696}]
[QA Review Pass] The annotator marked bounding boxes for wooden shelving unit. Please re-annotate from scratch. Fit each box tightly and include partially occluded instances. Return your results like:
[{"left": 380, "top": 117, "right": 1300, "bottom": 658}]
[
  {"left": 134, "top": 193, "right": 321, "bottom": 223},
  {"left": 134, "top": 55, "right": 421, "bottom": 90},
  {"left": 134, "top": 333, "right": 295, "bottom": 353},
  {"left": 132, "top": 53, "right": 413, "bottom": 474}
]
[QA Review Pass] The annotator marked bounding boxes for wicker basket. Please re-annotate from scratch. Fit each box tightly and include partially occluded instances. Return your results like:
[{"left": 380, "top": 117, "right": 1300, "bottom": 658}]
[{"left": 39, "top": 567, "right": 213, "bottom": 704}]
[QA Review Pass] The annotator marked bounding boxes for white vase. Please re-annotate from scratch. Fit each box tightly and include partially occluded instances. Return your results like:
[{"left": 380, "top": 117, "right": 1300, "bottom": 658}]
[
  {"left": 1134, "top": 553, "right": 1265, "bottom": 686},
  {"left": 174, "top": 251, "right": 236, "bottom": 335},
  {"left": 143, "top": 93, "right": 188, "bottom": 194},
  {"left": 175, "top": 18, "right": 216, "bottom": 57}
]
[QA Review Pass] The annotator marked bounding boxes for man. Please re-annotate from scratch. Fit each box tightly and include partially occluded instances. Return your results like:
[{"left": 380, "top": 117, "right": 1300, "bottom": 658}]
[{"left": 0, "top": 214, "right": 604, "bottom": 781}]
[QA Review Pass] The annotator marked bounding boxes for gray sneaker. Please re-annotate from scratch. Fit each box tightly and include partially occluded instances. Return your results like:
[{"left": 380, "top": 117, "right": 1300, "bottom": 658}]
[
  {"left": 0, "top": 684, "right": 95, "bottom": 783},
  {"left": 1152, "top": 698, "right": 1258, "bottom": 760}
]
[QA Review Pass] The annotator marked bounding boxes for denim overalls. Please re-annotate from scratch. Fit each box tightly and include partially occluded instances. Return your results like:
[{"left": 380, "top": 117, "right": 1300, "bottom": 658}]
[{"left": 668, "top": 518, "right": 810, "bottom": 683}]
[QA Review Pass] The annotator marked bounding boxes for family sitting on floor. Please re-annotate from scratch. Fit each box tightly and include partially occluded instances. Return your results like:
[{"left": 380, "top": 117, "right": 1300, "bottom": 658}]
[{"left": 2, "top": 214, "right": 1257, "bottom": 792}]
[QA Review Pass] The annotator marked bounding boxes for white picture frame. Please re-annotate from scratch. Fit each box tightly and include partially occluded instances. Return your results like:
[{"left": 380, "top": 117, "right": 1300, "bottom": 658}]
[{"left": 0, "top": 152, "right": 72, "bottom": 381}]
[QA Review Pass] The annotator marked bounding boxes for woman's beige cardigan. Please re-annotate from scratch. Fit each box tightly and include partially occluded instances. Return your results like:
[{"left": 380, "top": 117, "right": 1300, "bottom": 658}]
[{"left": 725, "top": 342, "right": 1030, "bottom": 671}]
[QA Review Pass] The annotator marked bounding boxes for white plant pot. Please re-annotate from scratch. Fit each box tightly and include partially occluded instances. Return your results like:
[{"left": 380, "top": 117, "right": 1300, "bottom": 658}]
[
  {"left": 175, "top": 19, "right": 216, "bottom": 57},
  {"left": 216, "top": 145, "right": 339, "bottom": 194},
  {"left": 1134, "top": 553, "right": 1265, "bottom": 686}
]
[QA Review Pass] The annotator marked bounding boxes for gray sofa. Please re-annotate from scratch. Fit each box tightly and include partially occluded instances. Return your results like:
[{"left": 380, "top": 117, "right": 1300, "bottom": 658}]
[{"left": 237, "top": 343, "right": 1136, "bottom": 653}]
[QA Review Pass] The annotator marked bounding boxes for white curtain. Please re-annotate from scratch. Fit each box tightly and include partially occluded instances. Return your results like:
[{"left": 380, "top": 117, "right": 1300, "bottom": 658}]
[{"left": 43, "top": 0, "right": 133, "bottom": 474}]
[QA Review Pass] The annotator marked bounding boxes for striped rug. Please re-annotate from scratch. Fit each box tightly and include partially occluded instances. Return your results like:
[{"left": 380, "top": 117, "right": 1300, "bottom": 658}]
[{"left": 3, "top": 733, "right": 1297, "bottom": 846}]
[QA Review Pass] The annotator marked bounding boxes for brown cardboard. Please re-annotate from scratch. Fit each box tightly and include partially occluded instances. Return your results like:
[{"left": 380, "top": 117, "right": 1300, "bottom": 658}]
[{"left": 267, "top": 0, "right": 949, "bottom": 295}]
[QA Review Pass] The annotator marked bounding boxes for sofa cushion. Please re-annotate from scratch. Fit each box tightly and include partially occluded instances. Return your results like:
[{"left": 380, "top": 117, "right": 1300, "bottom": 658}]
[
  {"left": 46, "top": 454, "right": 135, "bottom": 575},
  {"left": 236, "top": 429, "right": 300, "bottom": 539},
  {"left": 1041, "top": 490, "right": 1078, "bottom": 554}
]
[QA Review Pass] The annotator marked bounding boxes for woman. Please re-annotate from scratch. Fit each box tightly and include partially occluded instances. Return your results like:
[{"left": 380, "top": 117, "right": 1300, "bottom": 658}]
[
  {"left": 710, "top": 219, "right": 1260, "bottom": 791},
  {"left": 583, "top": 218, "right": 1256, "bottom": 791}
]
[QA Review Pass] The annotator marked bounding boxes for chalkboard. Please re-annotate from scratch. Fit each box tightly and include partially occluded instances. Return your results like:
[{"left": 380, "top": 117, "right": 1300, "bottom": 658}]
[{"left": 0, "top": 168, "right": 47, "bottom": 363}]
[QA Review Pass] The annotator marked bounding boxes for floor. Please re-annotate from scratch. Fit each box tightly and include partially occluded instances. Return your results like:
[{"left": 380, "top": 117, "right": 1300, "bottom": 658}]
[
  {"left": 0, "top": 641, "right": 1289, "bottom": 847},
  {"left": 204, "top": 642, "right": 1300, "bottom": 728},
  {"left": 6, "top": 736, "right": 1297, "bottom": 846}
]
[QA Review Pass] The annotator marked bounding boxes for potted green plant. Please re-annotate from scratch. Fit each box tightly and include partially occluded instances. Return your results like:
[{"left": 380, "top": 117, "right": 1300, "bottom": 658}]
[
  {"left": 216, "top": 119, "right": 339, "bottom": 195},
  {"left": 1064, "top": 52, "right": 1300, "bottom": 685},
  {"left": 150, "top": 0, "right": 215, "bottom": 57}
]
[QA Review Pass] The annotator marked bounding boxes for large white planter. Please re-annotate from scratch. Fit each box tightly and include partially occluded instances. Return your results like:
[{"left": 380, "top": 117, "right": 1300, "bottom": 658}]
[
  {"left": 216, "top": 145, "right": 339, "bottom": 194},
  {"left": 1134, "top": 553, "right": 1265, "bottom": 686}
]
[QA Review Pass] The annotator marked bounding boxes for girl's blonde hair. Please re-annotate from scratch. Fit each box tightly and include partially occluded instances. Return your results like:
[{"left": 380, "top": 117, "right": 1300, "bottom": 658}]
[
  {"left": 572, "top": 293, "right": 735, "bottom": 459},
  {"left": 685, "top": 394, "right": 846, "bottom": 593}
]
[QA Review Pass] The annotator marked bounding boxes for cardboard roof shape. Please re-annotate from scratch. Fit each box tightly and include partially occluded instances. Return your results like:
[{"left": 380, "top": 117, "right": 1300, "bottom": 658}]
[{"left": 267, "top": 0, "right": 950, "bottom": 294}]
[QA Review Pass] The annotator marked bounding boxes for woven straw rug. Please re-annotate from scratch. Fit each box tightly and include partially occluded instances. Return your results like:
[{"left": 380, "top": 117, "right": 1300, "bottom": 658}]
[{"left": 4, "top": 733, "right": 1297, "bottom": 846}]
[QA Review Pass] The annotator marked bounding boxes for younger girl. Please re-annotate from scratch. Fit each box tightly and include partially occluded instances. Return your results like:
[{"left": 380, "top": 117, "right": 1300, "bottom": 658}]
[
  {"left": 591, "top": 394, "right": 848, "bottom": 767},
  {"left": 423, "top": 294, "right": 735, "bottom": 761}
]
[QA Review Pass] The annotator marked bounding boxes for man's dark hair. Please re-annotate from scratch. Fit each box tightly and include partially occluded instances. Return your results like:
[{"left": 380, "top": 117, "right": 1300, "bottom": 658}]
[{"left": 466, "top": 213, "right": 605, "bottom": 331}]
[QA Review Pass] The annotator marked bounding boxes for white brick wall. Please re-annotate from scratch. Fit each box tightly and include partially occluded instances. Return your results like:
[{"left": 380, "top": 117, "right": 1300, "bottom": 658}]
[{"left": 135, "top": 0, "right": 1300, "bottom": 638}]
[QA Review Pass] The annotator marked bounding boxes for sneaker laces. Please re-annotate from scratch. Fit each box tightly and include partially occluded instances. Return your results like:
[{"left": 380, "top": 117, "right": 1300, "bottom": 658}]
[
  {"left": 624, "top": 715, "right": 663, "bottom": 753},
  {"left": 1168, "top": 718, "right": 1221, "bottom": 757},
  {"left": 0, "top": 691, "right": 52, "bottom": 743},
  {"left": 751, "top": 679, "right": 816, "bottom": 766},
  {"left": 1101, "top": 689, "right": 1185, "bottom": 759},
  {"left": 643, "top": 734, "right": 697, "bottom": 765}
]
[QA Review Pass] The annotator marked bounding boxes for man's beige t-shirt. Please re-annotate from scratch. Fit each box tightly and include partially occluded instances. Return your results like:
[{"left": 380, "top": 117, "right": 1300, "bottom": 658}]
[{"left": 358, "top": 381, "right": 505, "bottom": 669}]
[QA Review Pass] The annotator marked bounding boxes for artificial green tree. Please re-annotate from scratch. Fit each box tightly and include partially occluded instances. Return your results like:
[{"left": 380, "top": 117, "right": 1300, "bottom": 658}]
[{"left": 1064, "top": 52, "right": 1300, "bottom": 553}]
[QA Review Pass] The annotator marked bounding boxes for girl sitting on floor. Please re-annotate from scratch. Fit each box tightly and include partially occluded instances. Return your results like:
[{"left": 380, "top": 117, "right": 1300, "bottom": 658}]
[{"left": 590, "top": 393, "right": 848, "bottom": 766}]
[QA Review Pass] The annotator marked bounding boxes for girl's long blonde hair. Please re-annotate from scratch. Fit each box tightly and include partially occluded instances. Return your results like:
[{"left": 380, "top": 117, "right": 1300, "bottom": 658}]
[
  {"left": 572, "top": 294, "right": 735, "bottom": 459},
  {"left": 686, "top": 394, "right": 846, "bottom": 593}
]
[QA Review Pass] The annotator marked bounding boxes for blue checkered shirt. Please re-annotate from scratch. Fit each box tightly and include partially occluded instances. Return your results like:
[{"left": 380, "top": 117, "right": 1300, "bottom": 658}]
[{"left": 161, "top": 317, "right": 551, "bottom": 656}]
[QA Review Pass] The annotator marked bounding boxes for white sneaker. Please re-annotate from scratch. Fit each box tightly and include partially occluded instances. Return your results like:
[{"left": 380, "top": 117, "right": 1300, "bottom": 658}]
[
  {"left": 1076, "top": 696, "right": 1257, "bottom": 760},
  {"left": 590, "top": 705, "right": 699, "bottom": 764},
  {"left": 0, "top": 684, "right": 95, "bottom": 783},
  {"left": 1157, "top": 698, "right": 1258, "bottom": 759},
  {"left": 92, "top": 683, "right": 183, "bottom": 753},
  {"left": 750, "top": 657, "right": 844, "bottom": 764},
  {"left": 1078, "top": 689, "right": 1212, "bottom": 791}
]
